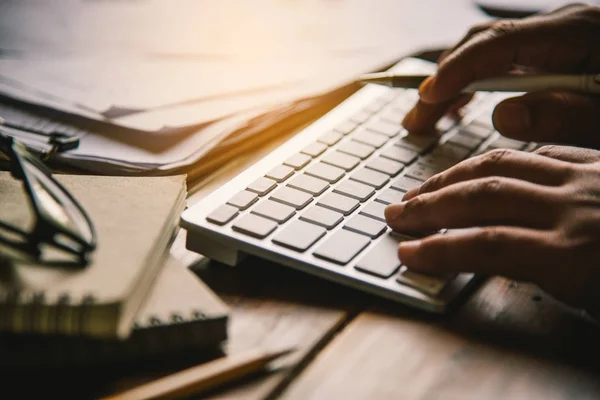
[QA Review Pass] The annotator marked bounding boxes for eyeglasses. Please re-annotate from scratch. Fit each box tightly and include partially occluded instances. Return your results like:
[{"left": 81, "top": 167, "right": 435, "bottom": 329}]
[{"left": 0, "top": 129, "right": 96, "bottom": 267}]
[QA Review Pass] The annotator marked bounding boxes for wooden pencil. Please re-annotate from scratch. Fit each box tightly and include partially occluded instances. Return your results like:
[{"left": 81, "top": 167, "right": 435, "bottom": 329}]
[{"left": 103, "top": 346, "right": 295, "bottom": 400}]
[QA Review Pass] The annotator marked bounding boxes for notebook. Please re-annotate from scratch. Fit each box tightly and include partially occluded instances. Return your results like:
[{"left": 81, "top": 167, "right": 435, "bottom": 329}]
[
  {"left": 0, "top": 172, "right": 187, "bottom": 339},
  {"left": 0, "top": 256, "right": 229, "bottom": 369}
]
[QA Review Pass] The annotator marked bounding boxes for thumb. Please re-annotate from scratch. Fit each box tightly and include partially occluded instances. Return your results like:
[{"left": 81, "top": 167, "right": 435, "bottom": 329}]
[{"left": 492, "top": 91, "right": 600, "bottom": 148}]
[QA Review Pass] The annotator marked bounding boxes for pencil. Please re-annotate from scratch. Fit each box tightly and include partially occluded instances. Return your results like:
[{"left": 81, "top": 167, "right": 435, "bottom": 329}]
[
  {"left": 102, "top": 346, "right": 296, "bottom": 400},
  {"left": 359, "top": 72, "right": 600, "bottom": 94}
]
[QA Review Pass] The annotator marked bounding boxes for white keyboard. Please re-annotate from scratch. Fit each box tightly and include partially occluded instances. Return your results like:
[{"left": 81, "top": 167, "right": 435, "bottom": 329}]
[{"left": 180, "top": 57, "right": 536, "bottom": 313}]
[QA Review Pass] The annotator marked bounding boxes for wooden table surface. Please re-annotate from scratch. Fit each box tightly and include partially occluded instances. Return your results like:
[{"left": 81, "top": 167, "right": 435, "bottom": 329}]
[
  {"left": 4, "top": 2, "right": 599, "bottom": 396},
  {"left": 151, "top": 132, "right": 600, "bottom": 400},
  {"left": 7, "top": 78, "right": 600, "bottom": 400},
  {"left": 5, "top": 119, "right": 599, "bottom": 400},
  {"left": 1, "top": 89, "right": 598, "bottom": 400}
]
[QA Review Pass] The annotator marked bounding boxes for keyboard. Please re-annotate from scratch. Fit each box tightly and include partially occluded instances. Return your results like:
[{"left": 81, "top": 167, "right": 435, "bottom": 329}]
[{"left": 180, "top": 57, "right": 536, "bottom": 312}]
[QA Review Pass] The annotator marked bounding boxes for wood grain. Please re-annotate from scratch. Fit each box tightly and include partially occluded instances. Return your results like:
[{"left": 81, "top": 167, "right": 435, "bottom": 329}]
[
  {"left": 66, "top": 248, "right": 364, "bottom": 400},
  {"left": 281, "top": 277, "right": 600, "bottom": 400},
  {"left": 190, "top": 254, "right": 375, "bottom": 400}
]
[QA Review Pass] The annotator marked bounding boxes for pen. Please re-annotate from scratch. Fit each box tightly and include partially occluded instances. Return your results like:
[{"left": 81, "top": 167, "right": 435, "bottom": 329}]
[
  {"left": 358, "top": 73, "right": 600, "bottom": 94},
  {"left": 102, "top": 346, "right": 296, "bottom": 400}
]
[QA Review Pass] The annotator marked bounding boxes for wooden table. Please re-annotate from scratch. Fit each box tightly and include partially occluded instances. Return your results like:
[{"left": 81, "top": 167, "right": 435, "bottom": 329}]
[
  {"left": 151, "top": 133, "right": 600, "bottom": 400},
  {"left": 8, "top": 74, "right": 600, "bottom": 400},
  {"left": 187, "top": 258, "right": 600, "bottom": 400}
]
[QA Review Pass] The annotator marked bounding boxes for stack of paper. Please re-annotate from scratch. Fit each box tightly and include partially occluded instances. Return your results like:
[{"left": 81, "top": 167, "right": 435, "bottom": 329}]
[{"left": 0, "top": 0, "right": 491, "bottom": 179}]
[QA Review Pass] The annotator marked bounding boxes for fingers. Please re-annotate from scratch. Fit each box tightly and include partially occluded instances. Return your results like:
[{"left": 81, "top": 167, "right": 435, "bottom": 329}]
[
  {"left": 437, "top": 21, "right": 496, "bottom": 62},
  {"left": 534, "top": 145, "right": 600, "bottom": 163},
  {"left": 492, "top": 91, "right": 600, "bottom": 148},
  {"left": 397, "top": 226, "right": 555, "bottom": 283},
  {"left": 401, "top": 94, "right": 472, "bottom": 135},
  {"left": 434, "top": 3, "right": 586, "bottom": 65},
  {"left": 402, "top": 148, "right": 572, "bottom": 200},
  {"left": 386, "top": 177, "right": 559, "bottom": 233},
  {"left": 418, "top": 7, "right": 600, "bottom": 104}
]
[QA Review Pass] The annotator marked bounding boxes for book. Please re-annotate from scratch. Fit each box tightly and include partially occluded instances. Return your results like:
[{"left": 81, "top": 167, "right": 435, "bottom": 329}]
[
  {"left": 0, "top": 256, "right": 229, "bottom": 369},
  {"left": 0, "top": 172, "right": 187, "bottom": 339}
]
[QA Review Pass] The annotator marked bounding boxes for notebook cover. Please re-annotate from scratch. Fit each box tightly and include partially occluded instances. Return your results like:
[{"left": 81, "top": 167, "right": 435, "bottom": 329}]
[
  {"left": 0, "top": 172, "right": 187, "bottom": 339},
  {"left": 0, "top": 256, "right": 229, "bottom": 369}
]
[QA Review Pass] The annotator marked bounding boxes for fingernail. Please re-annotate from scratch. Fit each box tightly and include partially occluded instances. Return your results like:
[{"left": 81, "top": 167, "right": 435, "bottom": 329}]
[
  {"left": 384, "top": 202, "right": 405, "bottom": 222},
  {"left": 418, "top": 76, "right": 436, "bottom": 103},
  {"left": 494, "top": 102, "right": 531, "bottom": 133},
  {"left": 399, "top": 240, "right": 421, "bottom": 262}
]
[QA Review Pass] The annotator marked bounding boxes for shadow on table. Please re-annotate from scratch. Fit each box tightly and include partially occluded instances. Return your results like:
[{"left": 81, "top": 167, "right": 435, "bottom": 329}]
[{"left": 195, "top": 256, "right": 600, "bottom": 377}]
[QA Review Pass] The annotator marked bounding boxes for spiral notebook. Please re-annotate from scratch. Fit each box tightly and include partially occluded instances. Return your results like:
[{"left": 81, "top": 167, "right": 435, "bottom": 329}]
[
  {"left": 0, "top": 256, "right": 229, "bottom": 369},
  {"left": 0, "top": 172, "right": 187, "bottom": 339}
]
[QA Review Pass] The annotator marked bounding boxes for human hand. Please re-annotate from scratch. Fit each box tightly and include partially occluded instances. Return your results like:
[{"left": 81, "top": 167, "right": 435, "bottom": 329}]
[
  {"left": 384, "top": 145, "right": 600, "bottom": 316},
  {"left": 402, "top": 3, "right": 600, "bottom": 149}
]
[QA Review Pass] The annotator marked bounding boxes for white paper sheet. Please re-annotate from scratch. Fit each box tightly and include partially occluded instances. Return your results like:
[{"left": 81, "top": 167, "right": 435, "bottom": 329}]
[{"left": 0, "top": 0, "right": 490, "bottom": 133}]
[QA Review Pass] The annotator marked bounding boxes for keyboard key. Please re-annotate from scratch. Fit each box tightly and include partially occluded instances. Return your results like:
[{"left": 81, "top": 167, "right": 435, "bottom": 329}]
[
  {"left": 300, "top": 205, "right": 344, "bottom": 229},
  {"left": 431, "top": 143, "right": 471, "bottom": 160},
  {"left": 390, "top": 94, "right": 413, "bottom": 108},
  {"left": 350, "top": 167, "right": 389, "bottom": 189},
  {"left": 333, "top": 179, "right": 375, "bottom": 202},
  {"left": 472, "top": 113, "right": 494, "bottom": 129},
  {"left": 380, "top": 90, "right": 400, "bottom": 102},
  {"left": 389, "top": 96, "right": 414, "bottom": 112},
  {"left": 305, "top": 162, "right": 345, "bottom": 183},
  {"left": 272, "top": 220, "right": 326, "bottom": 252},
  {"left": 375, "top": 188, "right": 406, "bottom": 205},
  {"left": 337, "top": 141, "right": 375, "bottom": 159},
  {"left": 471, "top": 147, "right": 492, "bottom": 157},
  {"left": 313, "top": 229, "right": 371, "bottom": 265},
  {"left": 318, "top": 131, "right": 343, "bottom": 146},
  {"left": 397, "top": 268, "right": 453, "bottom": 296},
  {"left": 206, "top": 204, "right": 239, "bottom": 225},
  {"left": 247, "top": 177, "right": 277, "bottom": 195},
  {"left": 269, "top": 186, "right": 313, "bottom": 209},
  {"left": 232, "top": 214, "right": 277, "bottom": 239},
  {"left": 359, "top": 201, "right": 387, "bottom": 222},
  {"left": 364, "top": 98, "right": 388, "bottom": 113},
  {"left": 418, "top": 153, "right": 457, "bottom": 170},
  {"left": 366, "top": 157, "right": 404, "bottom": 176},
  {"left": 380, "top": 145, "right": 418, "bottom": 164},
  {"left": 363, "top": 119, "right": 401, "bottom": 137},
  {"left": 459, "top": 122, "right": 493, "bottom": 139},
  {"left": 251, "top": 199, "right": 296, "bottom": 223},
  {"left": 321, "top": 151, "right": 360, "bottom": 172},
  {"left": 447, "top": 132, "right": 483, "bottom": 150},
  {"left": 488, "top": 135, "right": 527, "bottom": 150},
  {"left": 284, "top": 153, "right": 311, "bottom": 170},
  {"left": 343, "top": 214, "right": 387, "bottom": 239},
  {"left": 227, "top": 190, "right": 259, "bottom": 210},
  {"left": 334, "top": 120, "right": 359, "bottom": 135},
  {"left": 265, "top": 165, "right": 295, "bottom": 182},
  {"left": 395, "top": 134, "right": 437, "bottom": 153},
  {"left": 301, "top": 142, "right": 328, "bottom": 157},
  {"left": 405, "top": 162, "right": 442, "bottom": 181},
  {"left": 355, "top": 233, "right": 402, "bottom": 278},
  {"left": 349, "top": 110, "right": 372, "bottom": 124},
  {"left": 391, "top": 176, "right": 422, "bottom": 192},
  {"left": 288, "top": 174, "right": 329, "bottom": 196},
  {"left": 352, "top": 129, "right": 389, "bottom": 148},
  {"left": 317, "top": 193, "right": 359, "bottom": 215},
  {"left": 401, "top": 89, "right": 419, "bottom": 104},
  {"left": 379, "top": 107, "right": 404, "bottom": 125}
]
